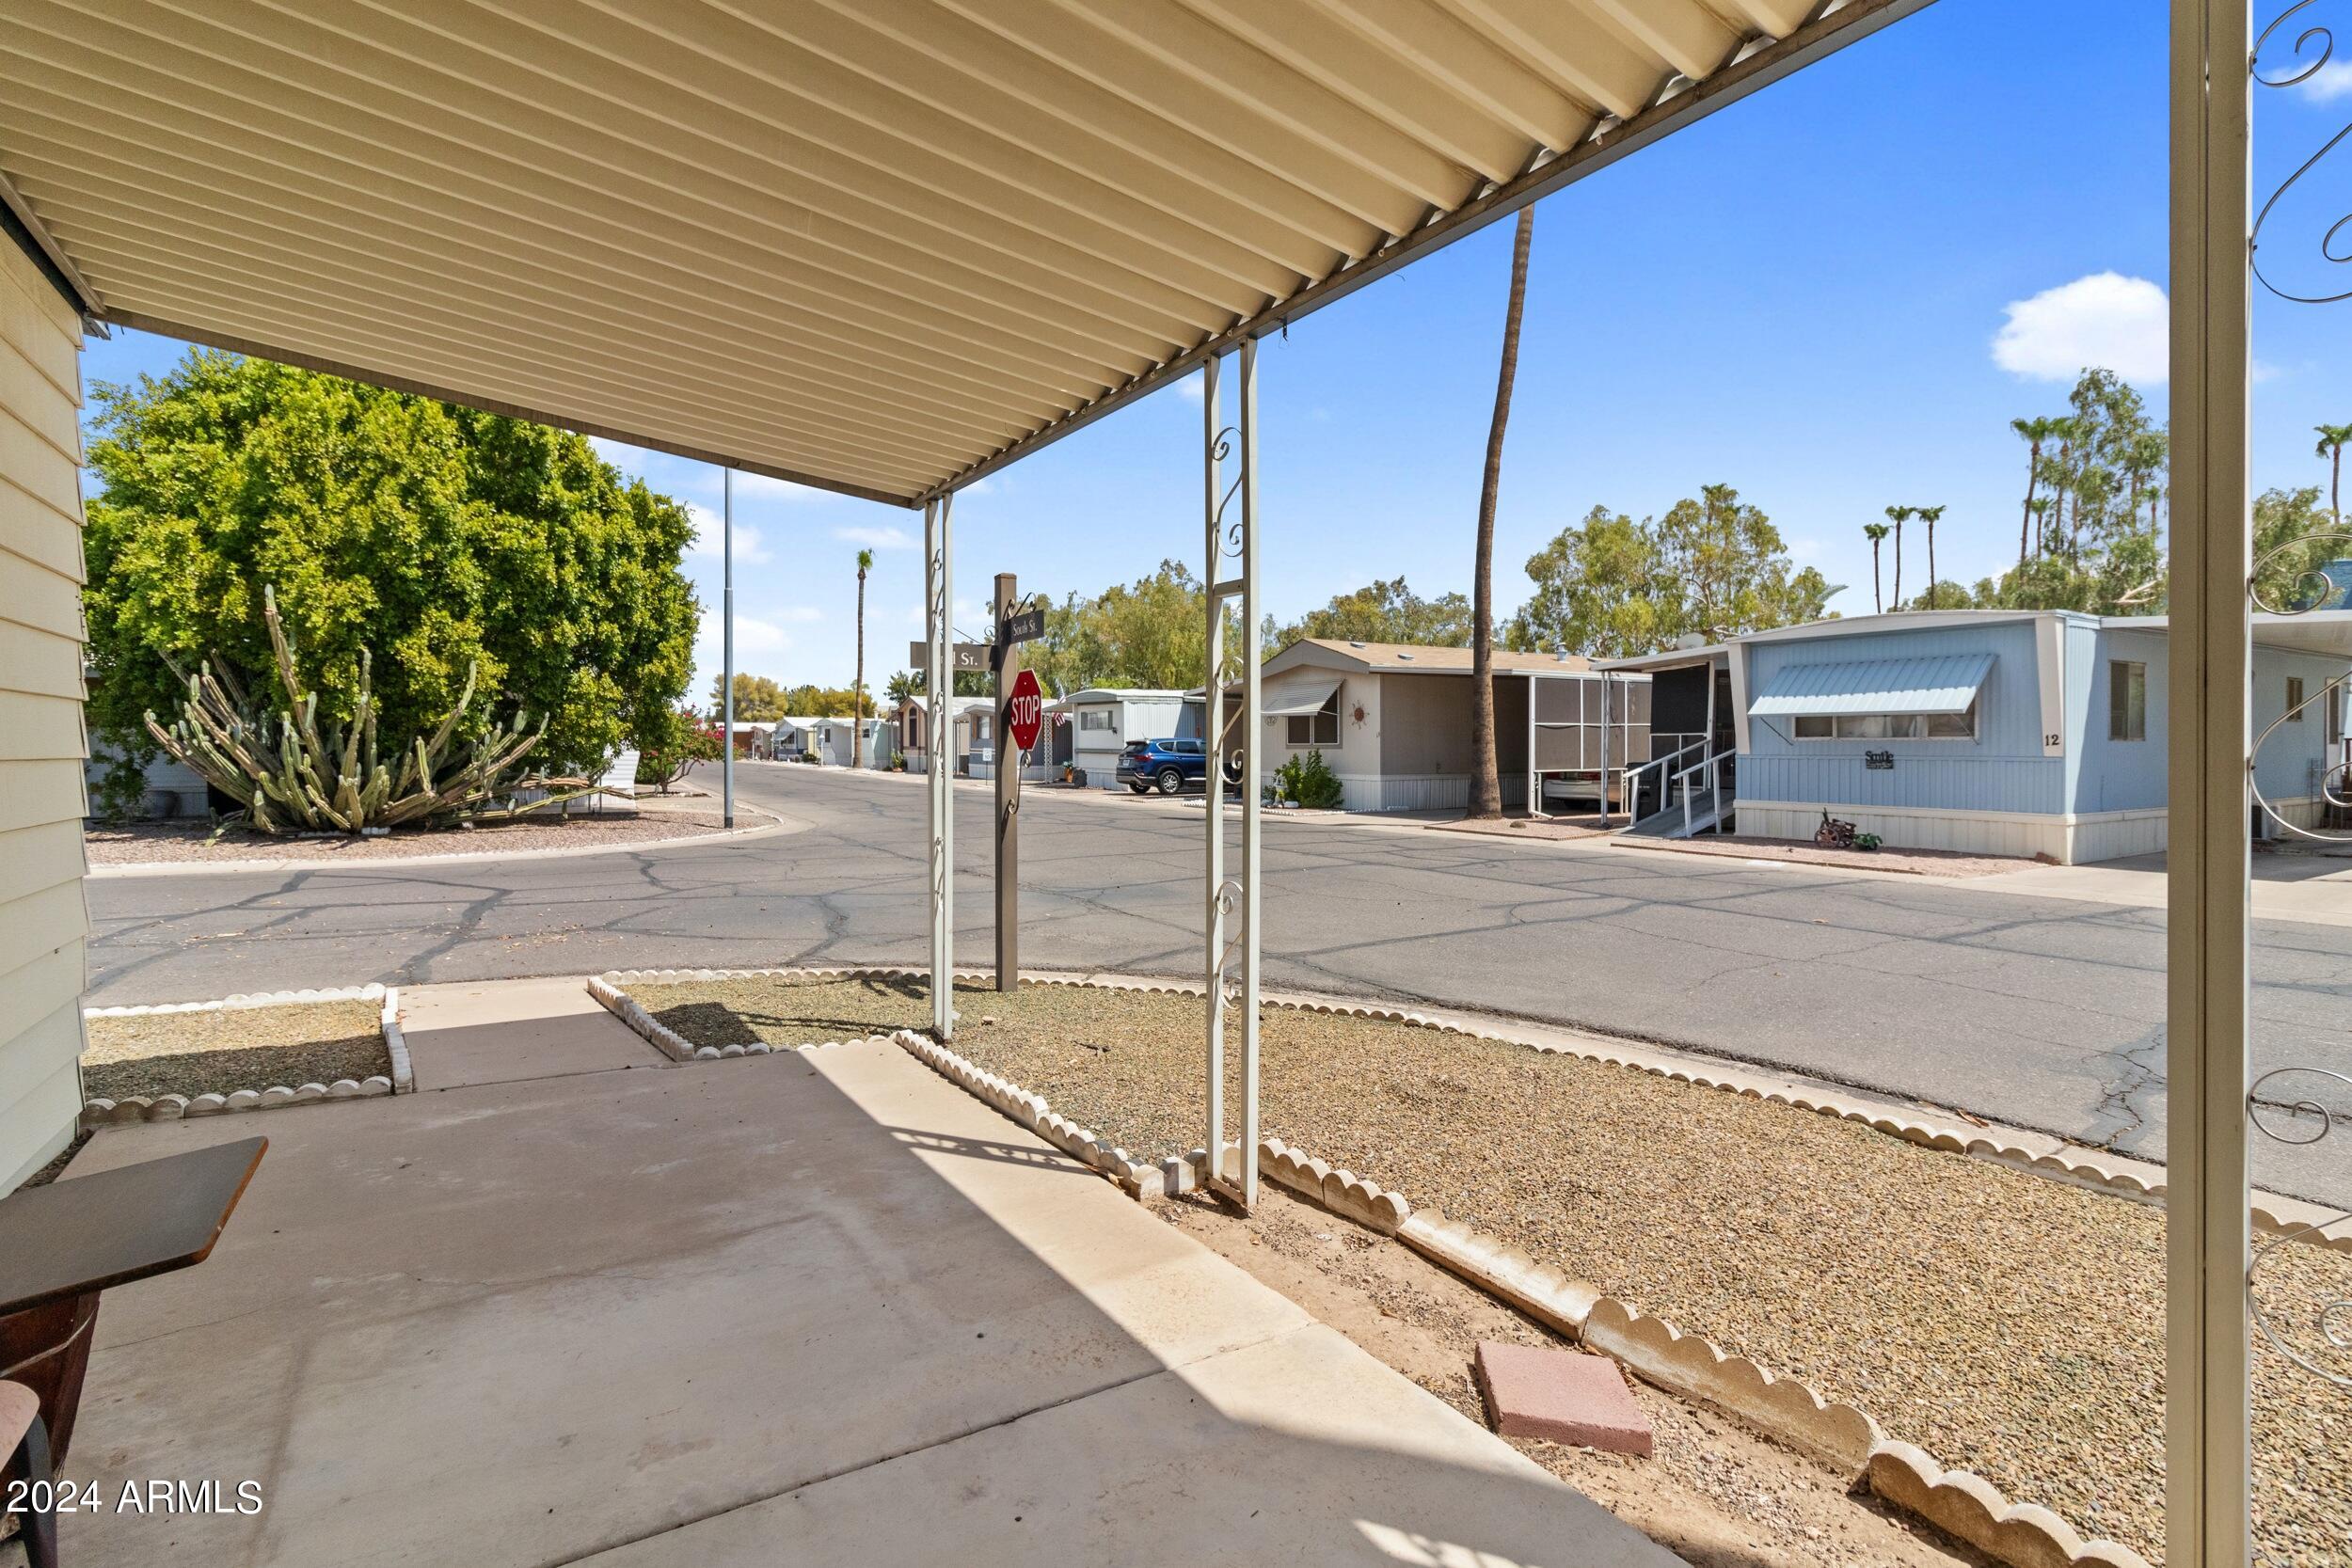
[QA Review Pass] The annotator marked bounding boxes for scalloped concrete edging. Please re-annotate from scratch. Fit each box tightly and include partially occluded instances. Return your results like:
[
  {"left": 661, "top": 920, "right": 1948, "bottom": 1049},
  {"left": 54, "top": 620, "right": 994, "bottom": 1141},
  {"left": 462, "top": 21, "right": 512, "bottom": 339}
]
[
  {"left": 781, "top": 969, "right": 2154, "bottom": 1568},
  {"left": 893, "top": 1029, "right": 1159, "bottom": 1194},
  {"left": 588, "top": 966, "right": 929, "bottom": 1062},
  {"left": 80, "top": 983, "right": 404, "bottom": 1127},
  {"left": 1865, "top": 1442, "right": 2154, "bottom": 1568}
]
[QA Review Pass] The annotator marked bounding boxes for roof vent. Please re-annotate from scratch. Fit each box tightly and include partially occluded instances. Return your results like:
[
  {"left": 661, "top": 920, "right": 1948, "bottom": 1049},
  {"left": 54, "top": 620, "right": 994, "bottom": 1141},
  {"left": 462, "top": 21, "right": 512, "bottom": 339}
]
[
  {"left": 1395, "top": 651, "right": 1414, "bottom": 660},
  {"left": 1348, "top": 640, "right": 1366, "bottom": 648}
]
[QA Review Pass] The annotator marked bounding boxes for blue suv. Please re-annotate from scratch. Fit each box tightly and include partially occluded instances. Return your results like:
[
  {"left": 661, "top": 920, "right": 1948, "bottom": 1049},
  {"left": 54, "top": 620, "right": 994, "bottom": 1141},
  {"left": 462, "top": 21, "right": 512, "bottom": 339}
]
[{"left": 1118, "top": 737, "right": 1208, "bottom": 795}]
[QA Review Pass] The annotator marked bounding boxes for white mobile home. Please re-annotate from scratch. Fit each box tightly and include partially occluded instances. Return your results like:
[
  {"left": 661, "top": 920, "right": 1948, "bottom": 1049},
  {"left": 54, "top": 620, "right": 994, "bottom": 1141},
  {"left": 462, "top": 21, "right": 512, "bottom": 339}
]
[
  {"left": 1063, "top": 688, "right": 1192, "bottom": 788},
  {"left": 1248, "top": 640, "right": 1606, "bottom": 812}
]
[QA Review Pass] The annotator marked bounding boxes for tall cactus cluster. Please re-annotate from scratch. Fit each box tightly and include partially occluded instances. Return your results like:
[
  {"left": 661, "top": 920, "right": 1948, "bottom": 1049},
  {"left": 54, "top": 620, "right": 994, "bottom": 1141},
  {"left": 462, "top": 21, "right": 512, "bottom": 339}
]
[{"left": 144, "top": 585, "right": 594, "bottom": 834}]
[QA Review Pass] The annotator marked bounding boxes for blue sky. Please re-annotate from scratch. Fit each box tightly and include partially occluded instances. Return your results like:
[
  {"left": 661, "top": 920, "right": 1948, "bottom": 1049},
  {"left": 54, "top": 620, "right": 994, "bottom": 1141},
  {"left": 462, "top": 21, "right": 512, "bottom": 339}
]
[{"left": 79, "top": 0, "right": 2352, "bottom": 697}]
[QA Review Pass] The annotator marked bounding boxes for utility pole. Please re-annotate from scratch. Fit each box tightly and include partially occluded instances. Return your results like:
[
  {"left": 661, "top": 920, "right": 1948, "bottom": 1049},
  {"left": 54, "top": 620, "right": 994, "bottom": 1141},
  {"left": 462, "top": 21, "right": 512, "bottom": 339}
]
[
  {"left": 993, "top": 571, "right": 1019, "bottom": 992},
  {"left": 722, "top": 466, "right": 734, "bottom": 829}
]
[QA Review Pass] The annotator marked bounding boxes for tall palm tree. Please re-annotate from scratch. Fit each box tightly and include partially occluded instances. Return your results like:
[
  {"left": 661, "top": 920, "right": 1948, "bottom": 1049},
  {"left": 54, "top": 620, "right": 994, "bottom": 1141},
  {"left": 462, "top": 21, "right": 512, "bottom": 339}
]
[
  {"left": 2049, "top": 417, "right": 2079, "bottom": 554},
  {"left": 2011, "top": 416, "right": 2058, "bottom": 568},
  {"left": 1915, "top": 505, "right": 1947, "bottom": 610},
  {"left": 1883, "top": 505, "right": 1911, "bottom": 610},
  {"left": 2317, "top": 423, "right": 2352, "bottom": 525},
  {"left": 853, "top": 547, "right": 874, "bottom": 766},
  {"left": 1470, "top": 205, "right": 1534, "bottom": 820},
  {"left": 2028, "top": 497, "right": 2056, "bottom": 561},
  {"left": 1864, "top": 522, "right": 1889, "bottom": 612}
]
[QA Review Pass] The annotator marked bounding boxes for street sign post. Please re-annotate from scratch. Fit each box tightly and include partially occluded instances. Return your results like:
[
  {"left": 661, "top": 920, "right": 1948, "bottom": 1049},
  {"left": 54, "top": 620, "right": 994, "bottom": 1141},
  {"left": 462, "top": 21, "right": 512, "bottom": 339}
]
[{"left": 993, "top": 574, "right": 1025, "bottom": 992}]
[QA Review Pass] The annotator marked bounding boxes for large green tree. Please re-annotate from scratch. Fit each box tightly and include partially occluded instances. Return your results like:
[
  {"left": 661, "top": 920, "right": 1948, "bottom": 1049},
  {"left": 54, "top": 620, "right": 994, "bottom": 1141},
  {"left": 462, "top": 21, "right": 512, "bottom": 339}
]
[
  {"left": 709, "top": 673, "right": 788, "bottom": 721},
  {"left": 1023, "top": 560, "right": 1233, "bottom": 694},
  {"left": 1509, "top": 484, "right": 1831, "bottom": 657},
  {"left": 1265, "top": 577, "right": 1472, "bottom": 651},
  {"left": 84, "top": 352, "right": 697, "bottom": 810}
]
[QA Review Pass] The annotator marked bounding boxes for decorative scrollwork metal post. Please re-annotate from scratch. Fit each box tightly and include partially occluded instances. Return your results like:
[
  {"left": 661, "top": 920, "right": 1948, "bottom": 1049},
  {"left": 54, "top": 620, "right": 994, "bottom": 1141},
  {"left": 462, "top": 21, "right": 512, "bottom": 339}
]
[
  {"left": 926, "top": 492, "right": 955, "bottom": 1040},
  {"left": 2243, "top": 0, "right": 2352, "bottom": 1422},
  {"left": 1201, "top": 340, "right": 1262, "bottom": 1207}
]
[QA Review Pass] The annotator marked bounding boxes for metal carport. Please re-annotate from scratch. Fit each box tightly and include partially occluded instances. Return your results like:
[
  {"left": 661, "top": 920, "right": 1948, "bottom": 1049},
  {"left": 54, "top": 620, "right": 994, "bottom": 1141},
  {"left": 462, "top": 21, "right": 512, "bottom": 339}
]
[{"left": 0, "top": 3, "right": 2279, "bottom": 1558}]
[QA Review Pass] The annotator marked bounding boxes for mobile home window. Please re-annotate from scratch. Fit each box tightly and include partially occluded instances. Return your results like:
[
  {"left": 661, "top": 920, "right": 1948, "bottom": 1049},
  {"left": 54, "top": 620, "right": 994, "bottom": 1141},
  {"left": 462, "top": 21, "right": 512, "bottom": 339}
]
[
  {"left": 1790, "top": 702, "right": 1975, "bottom": 741},
  {"left": 2286, "top": 675, "right": 2305, "bottom": 721},
  {"left": 1286, "top": 689, "right": 1341, "bottom": 747},
  {"left": 2109, "top": 661, "right": 2146, "bottom": 741},
  {"left": 1079, "top": 709, "right": 1114, "bottom": 731}
]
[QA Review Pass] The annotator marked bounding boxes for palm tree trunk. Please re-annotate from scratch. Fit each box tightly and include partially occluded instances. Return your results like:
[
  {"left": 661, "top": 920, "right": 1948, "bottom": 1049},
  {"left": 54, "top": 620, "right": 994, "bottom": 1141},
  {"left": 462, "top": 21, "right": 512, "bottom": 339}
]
[
  {"left": 2334, "top": 445, "right": 2343, "bottom": 525},
  {"left": 1891, "top": 520, "right": 1903, "bottom": 610},
  {"left": 853, "top": 570, "right": 866, "bottom": 768},
  {"left": 1871, "top": 541, "right": 1883, "bottom": 613},
  {"left": 1470, "top": 207, "right": 1533, "bottom": 820},
  {"left": 2018, "top": 453, "right": 2038, "bottom": 569},
  {"left": 1926, "top": 521, "right": 1936, "bottom": 610}
]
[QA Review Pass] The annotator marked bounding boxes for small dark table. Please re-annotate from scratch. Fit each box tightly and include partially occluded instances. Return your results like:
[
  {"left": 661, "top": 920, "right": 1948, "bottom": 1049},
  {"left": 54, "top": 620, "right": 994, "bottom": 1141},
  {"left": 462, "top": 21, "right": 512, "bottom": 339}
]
[{"left": 0, "top": 1136, "right": 265, "bottom": 1474}]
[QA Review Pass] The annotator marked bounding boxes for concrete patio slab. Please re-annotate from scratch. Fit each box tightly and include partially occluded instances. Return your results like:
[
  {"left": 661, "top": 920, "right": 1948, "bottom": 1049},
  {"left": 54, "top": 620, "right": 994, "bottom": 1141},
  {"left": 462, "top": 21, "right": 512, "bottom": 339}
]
[
  {"left": 400, "top": 974, "right": 666, "bottom": 1088},
  {"left": 50, "top": 1034, "right": 1677, "bottom": 1566},
  {"left": 584, "top": 1322, "right": 1682, "bottom": 1568}
]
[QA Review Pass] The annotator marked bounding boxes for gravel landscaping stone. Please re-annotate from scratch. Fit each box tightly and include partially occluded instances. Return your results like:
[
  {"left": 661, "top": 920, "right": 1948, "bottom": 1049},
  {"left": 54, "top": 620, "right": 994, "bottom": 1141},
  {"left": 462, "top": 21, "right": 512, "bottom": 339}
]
[
  {"left": 634, "top": 971, "right": 2352, "bottom": 1566},
  {"left": 83, "top": 1000, "right": 389, "bottom": 1103}
]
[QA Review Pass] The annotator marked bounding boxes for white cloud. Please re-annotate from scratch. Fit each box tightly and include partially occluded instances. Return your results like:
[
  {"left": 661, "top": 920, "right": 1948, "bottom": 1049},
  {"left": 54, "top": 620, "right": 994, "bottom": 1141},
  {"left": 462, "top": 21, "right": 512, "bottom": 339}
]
[
  {"left": 699, "top": 615, "right": 790, "bottom": 656},
  {"left": 1992, "top": 272, "right": 2169, "bottom": 384},
  {"left": 1176, "top": 373, "right": 1203, "bottom": 404},
  {"left": 834, "top": 524, "right": 916, "bottom": 549},
  {"left": 686, "top": 505, "right": 775, "bottom": 565},
  {"left": 2300, "top": 60, "right": 2352, "bottom": 102}
]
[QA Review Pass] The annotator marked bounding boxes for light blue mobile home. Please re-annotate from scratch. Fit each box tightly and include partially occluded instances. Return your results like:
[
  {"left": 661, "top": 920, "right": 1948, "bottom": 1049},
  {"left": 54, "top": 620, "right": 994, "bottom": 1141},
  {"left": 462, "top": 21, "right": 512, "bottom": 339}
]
[{"left": 1723, "top": 610, "right": 2349, "bottom": 863}]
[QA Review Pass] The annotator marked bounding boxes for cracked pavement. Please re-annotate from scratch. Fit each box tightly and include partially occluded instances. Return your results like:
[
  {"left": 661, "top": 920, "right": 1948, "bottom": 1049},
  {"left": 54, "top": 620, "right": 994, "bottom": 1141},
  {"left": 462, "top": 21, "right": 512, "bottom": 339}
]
[{"left": 86, "top": 763, "right": 2352, "bottom": 1206}]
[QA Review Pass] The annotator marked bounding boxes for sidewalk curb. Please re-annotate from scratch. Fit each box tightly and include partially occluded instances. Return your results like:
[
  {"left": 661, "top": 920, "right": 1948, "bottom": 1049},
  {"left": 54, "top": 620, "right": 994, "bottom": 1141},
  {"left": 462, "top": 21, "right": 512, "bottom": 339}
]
[{"left": 86, "top": 808, "right": 797, "bottom": 878}]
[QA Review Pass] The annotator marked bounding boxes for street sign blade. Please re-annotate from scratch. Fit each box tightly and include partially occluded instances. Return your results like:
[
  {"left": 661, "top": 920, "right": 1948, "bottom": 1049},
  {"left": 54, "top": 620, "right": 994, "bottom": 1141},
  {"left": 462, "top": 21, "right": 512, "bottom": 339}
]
[
  {"left": 999, "top": 608, "right": 1045, "bottom": 645},
  {"left": 909, "top": 641, "right": 991, "bottom": 673}
]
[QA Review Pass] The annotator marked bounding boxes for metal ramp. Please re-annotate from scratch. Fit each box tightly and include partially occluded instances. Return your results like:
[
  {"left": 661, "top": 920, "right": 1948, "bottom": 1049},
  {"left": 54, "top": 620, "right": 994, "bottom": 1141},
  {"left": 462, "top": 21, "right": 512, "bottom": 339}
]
[
  {"left": 1621, "top": 744, "right": 1733, "bottom": 838},
  {"left": 1626, "top": 784, "right": 1729, "bottom": 838}
]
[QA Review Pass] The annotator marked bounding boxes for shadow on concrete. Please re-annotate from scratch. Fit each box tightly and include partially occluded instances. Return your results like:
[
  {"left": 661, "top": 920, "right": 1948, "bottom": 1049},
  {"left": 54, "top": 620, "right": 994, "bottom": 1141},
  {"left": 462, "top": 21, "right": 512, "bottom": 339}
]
[{"left": 48, "top": 1037, "right": 1692, "bottom": 1567}]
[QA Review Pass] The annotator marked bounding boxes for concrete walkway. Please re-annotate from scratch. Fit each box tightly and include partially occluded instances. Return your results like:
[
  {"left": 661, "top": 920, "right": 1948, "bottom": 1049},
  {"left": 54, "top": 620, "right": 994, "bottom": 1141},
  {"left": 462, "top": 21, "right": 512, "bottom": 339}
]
[{"left": 52, "top": 1010, "right": 1681, "bottom": 1566}]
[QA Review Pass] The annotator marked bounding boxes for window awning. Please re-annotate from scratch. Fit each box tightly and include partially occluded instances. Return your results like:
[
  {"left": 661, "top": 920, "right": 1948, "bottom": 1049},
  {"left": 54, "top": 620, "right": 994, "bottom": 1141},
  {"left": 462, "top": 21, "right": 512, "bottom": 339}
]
[
  {"left": 1748, "top": 653, "right": 1994, "bottom": 718},
  {"left": 1261, "top": 673, "right": 1342, "bottom": 718}
]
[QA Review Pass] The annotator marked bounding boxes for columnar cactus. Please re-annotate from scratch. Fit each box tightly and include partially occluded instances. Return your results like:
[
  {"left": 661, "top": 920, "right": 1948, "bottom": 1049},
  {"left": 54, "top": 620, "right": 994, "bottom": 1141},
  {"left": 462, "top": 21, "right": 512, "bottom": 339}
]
[{"left": 144, "top": 585, "right": 594, "bottom": 833}]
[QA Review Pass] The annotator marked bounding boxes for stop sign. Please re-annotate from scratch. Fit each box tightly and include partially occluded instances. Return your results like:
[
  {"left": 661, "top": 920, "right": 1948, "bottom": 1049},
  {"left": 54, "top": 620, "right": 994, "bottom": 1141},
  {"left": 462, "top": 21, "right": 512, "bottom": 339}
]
[{"left": 1005, "top": 667, "right": 1044, "bottom": 752}]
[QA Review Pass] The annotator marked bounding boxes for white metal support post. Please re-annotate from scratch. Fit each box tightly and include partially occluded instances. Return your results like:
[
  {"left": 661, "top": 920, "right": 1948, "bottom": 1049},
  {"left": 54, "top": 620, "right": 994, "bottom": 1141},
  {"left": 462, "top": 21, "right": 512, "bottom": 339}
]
[
  {"left": 1201, "top": 341, "right": 1263, "bottom": 1207},
  {"left": 722, "top": 466, "right": 735, "bottom": 828},
  {"left": 927, "top": 493, "right": 956, "bottom": 1041},
  {"left": 2168, "top": 0, "right": 2251, "bottom": 1560}
]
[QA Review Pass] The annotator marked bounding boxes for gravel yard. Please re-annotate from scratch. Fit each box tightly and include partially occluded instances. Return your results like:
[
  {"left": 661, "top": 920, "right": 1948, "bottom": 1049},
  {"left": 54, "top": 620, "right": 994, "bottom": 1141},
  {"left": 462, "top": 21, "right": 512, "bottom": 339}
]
[
  {"left": 82, "top": 999, "right": 389, "bottom": 1102},
  {"left": 632, "top": 971, "right": 2352, "bottom": 1566},
  {"left": 86, "top": 808, "right": 739, "bottom": 865}
]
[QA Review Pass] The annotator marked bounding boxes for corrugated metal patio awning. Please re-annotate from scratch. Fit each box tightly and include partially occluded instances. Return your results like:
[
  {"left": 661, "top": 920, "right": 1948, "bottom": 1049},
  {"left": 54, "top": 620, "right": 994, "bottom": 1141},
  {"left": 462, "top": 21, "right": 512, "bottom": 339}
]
[
  {"left": 1748, "top": 653, "right": 1994, "bottom": 718},
  {"left": 1, "top": 0, "right": 1927, "bottom": 506},
  {"left": 1261, "top": 673, "right": 1343, "bottom": 717}
]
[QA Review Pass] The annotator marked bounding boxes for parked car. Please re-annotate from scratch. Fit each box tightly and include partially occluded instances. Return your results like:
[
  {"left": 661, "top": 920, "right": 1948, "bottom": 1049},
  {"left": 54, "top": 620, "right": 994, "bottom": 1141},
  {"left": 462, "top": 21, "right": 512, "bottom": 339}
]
[{"left": 1117, "top": 737, "right": 1208, "bottom": 795}]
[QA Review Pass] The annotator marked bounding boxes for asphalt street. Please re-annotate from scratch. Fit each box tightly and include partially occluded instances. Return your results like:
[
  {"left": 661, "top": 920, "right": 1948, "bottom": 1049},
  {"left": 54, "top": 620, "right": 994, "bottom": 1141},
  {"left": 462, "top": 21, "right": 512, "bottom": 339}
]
[{"left": 86, "top": 762, "right": 2352, "bottom": 1203}]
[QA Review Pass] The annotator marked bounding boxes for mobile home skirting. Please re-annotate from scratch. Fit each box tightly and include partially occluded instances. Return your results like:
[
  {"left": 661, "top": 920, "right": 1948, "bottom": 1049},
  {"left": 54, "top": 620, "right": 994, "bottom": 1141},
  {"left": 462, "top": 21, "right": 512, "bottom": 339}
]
[
  {"left": 1328, "top": 773, "right": 1528, "bottom": 814},
  {"left": 1738, "top": 797, "right": 2326, "bottom": 864}
]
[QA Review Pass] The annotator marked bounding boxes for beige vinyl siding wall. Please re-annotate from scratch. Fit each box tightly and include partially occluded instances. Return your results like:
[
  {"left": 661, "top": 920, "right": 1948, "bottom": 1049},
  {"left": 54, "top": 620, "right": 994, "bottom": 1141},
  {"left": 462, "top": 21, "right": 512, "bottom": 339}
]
[{"left": 0, "top": 237, "right": 88, "bottom": 1192}]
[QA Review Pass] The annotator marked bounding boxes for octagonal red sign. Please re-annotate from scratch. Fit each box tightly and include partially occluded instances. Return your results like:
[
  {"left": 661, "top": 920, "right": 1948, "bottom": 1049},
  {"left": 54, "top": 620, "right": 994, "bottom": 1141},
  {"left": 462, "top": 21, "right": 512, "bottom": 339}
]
[{"left": 1006, "top": 667, "right": 1044, "bottom": 752}]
